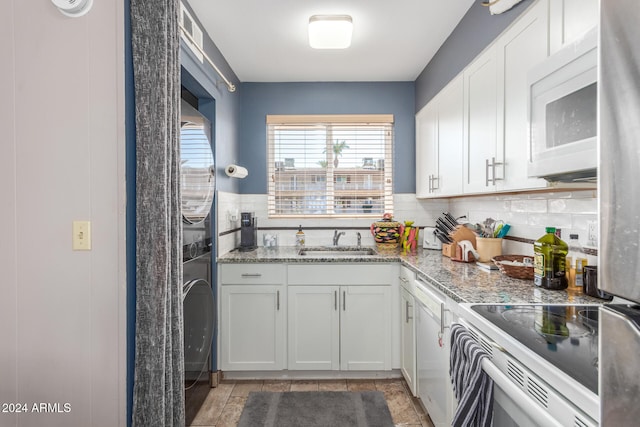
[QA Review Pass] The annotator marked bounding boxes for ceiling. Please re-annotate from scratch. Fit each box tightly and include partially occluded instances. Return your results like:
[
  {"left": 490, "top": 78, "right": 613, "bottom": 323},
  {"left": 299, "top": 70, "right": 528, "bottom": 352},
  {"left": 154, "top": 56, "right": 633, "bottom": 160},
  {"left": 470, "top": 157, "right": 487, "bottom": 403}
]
[{"left": 186, "top": 0, "right": 475, "bottom": 83}]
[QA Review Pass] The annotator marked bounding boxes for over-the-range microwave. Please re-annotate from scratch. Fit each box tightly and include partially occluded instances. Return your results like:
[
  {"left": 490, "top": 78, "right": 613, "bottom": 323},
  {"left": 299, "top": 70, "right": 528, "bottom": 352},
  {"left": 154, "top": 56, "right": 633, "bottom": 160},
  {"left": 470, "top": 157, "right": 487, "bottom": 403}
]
[{"left": 528, "top": 27, "right": 597, "bottom": 182}]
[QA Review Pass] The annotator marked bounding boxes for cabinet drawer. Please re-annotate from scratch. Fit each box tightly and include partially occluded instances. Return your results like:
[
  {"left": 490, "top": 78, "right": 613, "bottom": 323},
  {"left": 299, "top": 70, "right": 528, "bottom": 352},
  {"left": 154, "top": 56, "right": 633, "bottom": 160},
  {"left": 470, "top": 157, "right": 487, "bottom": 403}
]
[
  {"left": 288, "top": 264, "right": 392, "bottom": 285},
  {"left": 399, "top": 265, "right": 416, "bottom": 292},
  {"left": 220, "top": 263, "right": 285, "bottom": 284}
]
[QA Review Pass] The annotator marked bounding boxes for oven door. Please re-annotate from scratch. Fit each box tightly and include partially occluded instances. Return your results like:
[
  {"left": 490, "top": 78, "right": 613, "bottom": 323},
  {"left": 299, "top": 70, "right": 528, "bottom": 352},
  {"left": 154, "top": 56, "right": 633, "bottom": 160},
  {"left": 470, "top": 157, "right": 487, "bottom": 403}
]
[
  {"left": 458, "top": 318, "right": 598, "bottom": 427},
  {"left": 482, "top": 357, "right": 562, "bottom": 427}
]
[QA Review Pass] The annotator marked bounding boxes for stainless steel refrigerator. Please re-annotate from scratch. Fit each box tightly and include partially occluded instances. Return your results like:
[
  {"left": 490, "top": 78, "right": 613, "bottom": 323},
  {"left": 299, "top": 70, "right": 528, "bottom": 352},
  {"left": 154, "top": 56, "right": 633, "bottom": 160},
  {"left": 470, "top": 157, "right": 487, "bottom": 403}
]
[{"left": 599, "top": 0, "right": 640, "bottom": 425}]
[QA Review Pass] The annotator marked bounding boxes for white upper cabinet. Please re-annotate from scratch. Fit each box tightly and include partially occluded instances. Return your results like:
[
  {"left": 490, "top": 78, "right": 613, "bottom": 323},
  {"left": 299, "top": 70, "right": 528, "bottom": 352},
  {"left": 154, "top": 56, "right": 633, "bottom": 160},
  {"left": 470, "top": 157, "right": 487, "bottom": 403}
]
[
  {"left": 463, "top": 45, "right": 499, "bottom": 194},
  {"left": 416, "top": 74, "right": 464, "bottom": 198},
  {"left": 496, "top": 0, "right": 549, "bottom": 191},
  {"left": 415, "top": 102, "right": 438, "bottom": 198},
  {"left": 436, "top": 75, "right": 465, "bottom": 196},
  {"left": 549, "top": 0, "right": 599, "bottom": 55},
  {"left": 416, "top": 0, "right": 597, "bottom": 198}
]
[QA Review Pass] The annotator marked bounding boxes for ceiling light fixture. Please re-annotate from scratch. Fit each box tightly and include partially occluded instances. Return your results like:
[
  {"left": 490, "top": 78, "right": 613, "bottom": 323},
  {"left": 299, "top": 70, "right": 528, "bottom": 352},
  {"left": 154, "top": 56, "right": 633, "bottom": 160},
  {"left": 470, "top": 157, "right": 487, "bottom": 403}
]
[{"left": 308, "top": 15, "right": 353, "bottom": 49}]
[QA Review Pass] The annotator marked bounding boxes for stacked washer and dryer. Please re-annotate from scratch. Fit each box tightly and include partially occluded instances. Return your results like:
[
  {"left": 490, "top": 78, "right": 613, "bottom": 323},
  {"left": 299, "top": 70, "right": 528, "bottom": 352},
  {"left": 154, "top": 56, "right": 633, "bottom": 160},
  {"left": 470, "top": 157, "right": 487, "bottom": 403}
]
[{"left": 180, "top": 98, "right": 216, "bottom": 422}]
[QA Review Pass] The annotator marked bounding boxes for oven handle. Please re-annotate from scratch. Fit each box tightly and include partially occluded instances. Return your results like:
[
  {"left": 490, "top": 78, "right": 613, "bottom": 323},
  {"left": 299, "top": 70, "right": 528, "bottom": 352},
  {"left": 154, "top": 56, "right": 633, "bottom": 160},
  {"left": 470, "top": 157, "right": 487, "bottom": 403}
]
[{"left": 481, "top": 357, "right": 563, "bottom": 427}]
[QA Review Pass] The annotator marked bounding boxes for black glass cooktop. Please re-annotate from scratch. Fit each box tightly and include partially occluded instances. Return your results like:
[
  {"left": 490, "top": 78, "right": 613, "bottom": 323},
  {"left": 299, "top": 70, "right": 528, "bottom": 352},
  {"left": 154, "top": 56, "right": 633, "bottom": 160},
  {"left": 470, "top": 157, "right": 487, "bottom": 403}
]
[{"left": 471, "top": 304, "right": 599, "bottom": 394}]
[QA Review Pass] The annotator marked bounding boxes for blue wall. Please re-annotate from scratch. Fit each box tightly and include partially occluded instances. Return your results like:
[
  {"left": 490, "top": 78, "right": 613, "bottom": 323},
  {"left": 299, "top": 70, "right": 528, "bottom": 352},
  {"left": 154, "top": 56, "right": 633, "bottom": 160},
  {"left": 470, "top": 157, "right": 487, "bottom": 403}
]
[
  {"left": 415, "top": 0, "right": 533, "bottom": 112},
  {"left": 238, "top": 82, "right": 416, "bottom": 194}
]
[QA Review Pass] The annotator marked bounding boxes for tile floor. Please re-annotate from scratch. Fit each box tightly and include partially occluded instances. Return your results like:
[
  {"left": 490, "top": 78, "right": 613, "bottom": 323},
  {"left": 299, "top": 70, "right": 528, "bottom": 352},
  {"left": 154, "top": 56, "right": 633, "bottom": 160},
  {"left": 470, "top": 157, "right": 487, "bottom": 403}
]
[{"left": 186, "top": 378, "right": 435, "bottom": 427}]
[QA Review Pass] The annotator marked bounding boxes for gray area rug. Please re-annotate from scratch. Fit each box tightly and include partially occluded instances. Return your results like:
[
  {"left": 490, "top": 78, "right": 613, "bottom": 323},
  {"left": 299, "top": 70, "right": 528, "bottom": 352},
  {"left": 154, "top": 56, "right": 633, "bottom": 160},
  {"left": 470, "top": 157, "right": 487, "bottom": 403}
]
[{"left": 237, "top": 391, "right": 395, "bottom": 427}]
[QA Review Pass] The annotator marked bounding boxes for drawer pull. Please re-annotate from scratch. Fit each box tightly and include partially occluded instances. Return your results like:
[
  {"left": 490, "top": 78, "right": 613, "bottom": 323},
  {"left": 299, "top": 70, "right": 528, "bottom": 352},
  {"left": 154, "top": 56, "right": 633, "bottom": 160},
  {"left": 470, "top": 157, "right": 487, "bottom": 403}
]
[
  {"left": 399, "top": 276, "right": 409, "bottom": 283},
  {"left": 241, "top": 273, "right": 262, "bottom": 278},
  {"left": 343, "top": 290, "right": 346, "bottom": 311},
  {"left": 277, "top": 290, "right": 280, "bottom": 311},
  {"left": 406, "top": 301, "right": 413, "bottom": 323},
  {"left": 334, "top": 290, "right": 338, "bottom": 311}
]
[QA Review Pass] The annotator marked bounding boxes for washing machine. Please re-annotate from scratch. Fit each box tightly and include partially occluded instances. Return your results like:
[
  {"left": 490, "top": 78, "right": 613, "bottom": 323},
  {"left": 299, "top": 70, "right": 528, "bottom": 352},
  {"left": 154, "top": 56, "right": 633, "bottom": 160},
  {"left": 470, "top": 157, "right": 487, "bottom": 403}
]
[{"left": 180, "top": 97, "right": 216, "bottom": 423}]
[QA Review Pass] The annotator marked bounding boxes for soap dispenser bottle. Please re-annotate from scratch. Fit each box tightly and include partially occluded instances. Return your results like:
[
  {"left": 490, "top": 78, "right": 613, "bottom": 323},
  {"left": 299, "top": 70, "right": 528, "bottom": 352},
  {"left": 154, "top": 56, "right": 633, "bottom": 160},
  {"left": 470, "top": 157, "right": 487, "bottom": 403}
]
[{"left": 296, "top": 225, "right": 305, "bottom": 248}]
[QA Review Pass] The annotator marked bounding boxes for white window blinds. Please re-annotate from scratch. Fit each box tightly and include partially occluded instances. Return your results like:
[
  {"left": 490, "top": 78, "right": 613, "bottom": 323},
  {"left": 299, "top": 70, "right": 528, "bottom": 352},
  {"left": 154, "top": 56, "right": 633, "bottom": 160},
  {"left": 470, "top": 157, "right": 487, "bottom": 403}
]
[{"left": 267, "top": 114, "right": 394, "bottom": 218}]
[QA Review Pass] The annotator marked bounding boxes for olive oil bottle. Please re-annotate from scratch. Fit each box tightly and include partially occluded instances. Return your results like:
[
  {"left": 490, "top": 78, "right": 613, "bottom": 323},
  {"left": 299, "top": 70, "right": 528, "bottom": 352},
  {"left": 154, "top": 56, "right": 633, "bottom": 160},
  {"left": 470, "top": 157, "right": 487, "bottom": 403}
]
[{"left": 534, "top": 227, "right": 568, "bottom": 290}]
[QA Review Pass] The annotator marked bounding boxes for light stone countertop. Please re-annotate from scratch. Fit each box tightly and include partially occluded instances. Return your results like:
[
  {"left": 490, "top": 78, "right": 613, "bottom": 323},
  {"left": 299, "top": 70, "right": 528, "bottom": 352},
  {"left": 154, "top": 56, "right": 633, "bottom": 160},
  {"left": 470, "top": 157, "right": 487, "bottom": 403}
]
[{"left": 218, "top": 246, "right": 603, "bottom": 305}]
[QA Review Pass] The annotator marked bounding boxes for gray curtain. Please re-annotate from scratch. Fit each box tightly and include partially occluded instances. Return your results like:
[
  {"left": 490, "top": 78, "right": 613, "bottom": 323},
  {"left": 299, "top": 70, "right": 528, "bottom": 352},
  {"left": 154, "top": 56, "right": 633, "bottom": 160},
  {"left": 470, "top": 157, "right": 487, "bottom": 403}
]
[{"left": 131, "top": 0, "right": 184, "bottom": 425}]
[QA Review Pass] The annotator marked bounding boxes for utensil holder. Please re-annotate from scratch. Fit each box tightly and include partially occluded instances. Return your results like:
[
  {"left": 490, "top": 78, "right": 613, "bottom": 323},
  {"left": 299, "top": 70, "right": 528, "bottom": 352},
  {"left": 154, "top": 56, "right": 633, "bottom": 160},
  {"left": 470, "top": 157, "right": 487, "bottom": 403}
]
[{"left": 476, "top": 237, "right": 503, "bottom": 262}]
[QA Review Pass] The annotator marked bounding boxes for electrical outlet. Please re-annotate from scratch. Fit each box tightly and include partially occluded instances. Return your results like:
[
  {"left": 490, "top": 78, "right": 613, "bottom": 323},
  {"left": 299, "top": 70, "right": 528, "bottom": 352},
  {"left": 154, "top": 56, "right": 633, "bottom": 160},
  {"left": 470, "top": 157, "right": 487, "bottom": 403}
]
[{"left": 587, "top": 221, "right": 598, "bottom": 247}]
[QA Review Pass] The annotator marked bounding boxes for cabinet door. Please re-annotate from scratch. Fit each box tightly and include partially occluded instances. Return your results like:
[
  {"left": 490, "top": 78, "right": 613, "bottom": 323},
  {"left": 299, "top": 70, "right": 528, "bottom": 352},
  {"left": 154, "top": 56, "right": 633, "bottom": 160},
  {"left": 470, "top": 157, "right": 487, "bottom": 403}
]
[
  {"left": 220, "top": 285, "right": 285, "bottom": 371},
  {"left": 549, "top": 0, "right": 599, "bottom": 55},
  {"left": 400, "top": 287, "right": 417, "bottom": 395},
  {"left": 415, "top": 102, "right": 438, "bottom": 198},
  {"left": 436, "top": 74, "right": 464, "bottom": 196},
  {"left": 340, "top": 286, "right": 392, "bottom": 371},
  {"left": 288, "top": 286, "right": 340, "bottom": 370},
  {"left": 463, "top": 45, "right": 498, "bottom": 194},
  {"left": 496, "top": 0, "right": 549, "bottom": 191}
]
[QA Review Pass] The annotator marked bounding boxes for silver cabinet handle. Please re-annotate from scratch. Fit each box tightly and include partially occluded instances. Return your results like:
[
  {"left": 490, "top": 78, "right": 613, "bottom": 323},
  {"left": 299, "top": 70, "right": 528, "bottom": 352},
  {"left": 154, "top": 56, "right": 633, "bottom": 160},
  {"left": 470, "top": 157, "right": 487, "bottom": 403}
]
[
  {"left": 405, "top": 301, "right": 413, "bottom": 323},
  {"left": 486, "top": 157, "right": 503, "bottom": 186},
  {"left": 343, "top": 290, "right": 346, "bottom": 311},
  {"left": 485, "top": 158, "right": 490, "bottom": 187},
  {"left": 428, "top": 174, "right": 439, "bottom": 193},
  {"left": 241, "top": 273, "right": 262, "bottom": 277},
  {"left": 277, "top": 290, "right": 280, "bottom": 311},
  {"left": 440, "top": 303, "right": 445, "bottom": 335},
  {"left": 399, "top": 276, "right": 409, "bottom": 283},
  {"left": 334, "top": 290, "right": 338, "bottom": 311}
]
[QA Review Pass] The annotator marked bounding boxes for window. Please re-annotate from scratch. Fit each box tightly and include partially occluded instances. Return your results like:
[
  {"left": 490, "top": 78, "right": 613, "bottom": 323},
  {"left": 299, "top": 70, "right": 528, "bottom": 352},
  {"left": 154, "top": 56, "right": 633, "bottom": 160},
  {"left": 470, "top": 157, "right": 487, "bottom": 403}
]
[{"left": 267, "top": 115, "right": 394, "bottom": 217}]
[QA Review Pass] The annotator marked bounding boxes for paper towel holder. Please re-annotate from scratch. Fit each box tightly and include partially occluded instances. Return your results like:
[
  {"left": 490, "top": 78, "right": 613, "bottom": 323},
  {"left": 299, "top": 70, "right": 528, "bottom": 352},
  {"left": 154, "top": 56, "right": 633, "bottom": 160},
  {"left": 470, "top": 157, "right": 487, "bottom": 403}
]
[{"left": 225, "top": 164, "right": 248, "bottom": 179}]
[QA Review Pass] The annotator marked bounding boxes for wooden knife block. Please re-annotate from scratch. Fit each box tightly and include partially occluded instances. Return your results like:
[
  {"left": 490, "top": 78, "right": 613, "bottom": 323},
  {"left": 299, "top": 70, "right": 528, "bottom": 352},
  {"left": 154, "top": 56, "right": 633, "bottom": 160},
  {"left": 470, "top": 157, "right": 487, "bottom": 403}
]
[
  {"left": 442, "top": 243, "right": 457, "bottom": 258},
  {"left": 442, "top": 226, "right": 477, "bottom": 258}
]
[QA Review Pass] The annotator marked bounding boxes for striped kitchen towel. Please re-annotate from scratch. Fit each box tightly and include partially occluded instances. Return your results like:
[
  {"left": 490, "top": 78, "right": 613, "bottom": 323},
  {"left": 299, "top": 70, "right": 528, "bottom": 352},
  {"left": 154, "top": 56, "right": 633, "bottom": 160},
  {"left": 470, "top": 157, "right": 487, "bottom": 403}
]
[{"left": 449, "top": 323, "right": 494, "bottom": 427}]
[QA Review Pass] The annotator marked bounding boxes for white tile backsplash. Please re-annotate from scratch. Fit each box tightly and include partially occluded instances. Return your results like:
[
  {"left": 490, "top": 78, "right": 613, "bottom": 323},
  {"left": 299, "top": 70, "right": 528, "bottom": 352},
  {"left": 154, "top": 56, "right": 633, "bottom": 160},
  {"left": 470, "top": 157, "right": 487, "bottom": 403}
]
[
  {"left": 448, "top": 190, "right": 598, "bottom": 249},
  {"left": 215, "top": 190, "right": 598, "bottom": 260}
]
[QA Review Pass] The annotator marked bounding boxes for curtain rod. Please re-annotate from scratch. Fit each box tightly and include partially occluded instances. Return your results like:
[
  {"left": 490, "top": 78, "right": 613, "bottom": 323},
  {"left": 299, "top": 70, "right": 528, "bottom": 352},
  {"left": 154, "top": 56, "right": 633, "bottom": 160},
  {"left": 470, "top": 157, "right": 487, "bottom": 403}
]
[{"left": 179, "top": 24, "right": 237, "bottom": 93}]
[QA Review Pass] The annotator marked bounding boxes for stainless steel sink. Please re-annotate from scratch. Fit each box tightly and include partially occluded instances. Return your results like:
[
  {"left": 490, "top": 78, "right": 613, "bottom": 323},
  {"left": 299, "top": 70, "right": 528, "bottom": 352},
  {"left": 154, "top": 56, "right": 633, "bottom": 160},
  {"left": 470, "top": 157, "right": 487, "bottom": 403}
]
[{"left": 298, "top": 247, "right": 377, "bottom": 257}]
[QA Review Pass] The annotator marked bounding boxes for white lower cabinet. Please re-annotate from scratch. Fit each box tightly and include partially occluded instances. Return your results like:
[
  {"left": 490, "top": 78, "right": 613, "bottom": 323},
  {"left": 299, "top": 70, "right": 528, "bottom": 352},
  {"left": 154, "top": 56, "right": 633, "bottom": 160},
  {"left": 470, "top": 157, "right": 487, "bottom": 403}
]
[
  {"left": 288, "top": 285, "right": 392, "bottom": 371},
  {"left": 219, "top": 264, "right": 286, "bottom": 371},
  {"left": 340, "top": 285, "right": 392, "bottom": 371},
  {"left": 220, "top": 263, "right": 395, "bottom": 373},
  {"left": 220, "top": 285, "right": 286, "bottom": 371},
  {"left": 287, "top": 286, "right": 340, "bottom": 370},
  {"left": 287, "top": 263, "right": 394, "bottom": 372}
]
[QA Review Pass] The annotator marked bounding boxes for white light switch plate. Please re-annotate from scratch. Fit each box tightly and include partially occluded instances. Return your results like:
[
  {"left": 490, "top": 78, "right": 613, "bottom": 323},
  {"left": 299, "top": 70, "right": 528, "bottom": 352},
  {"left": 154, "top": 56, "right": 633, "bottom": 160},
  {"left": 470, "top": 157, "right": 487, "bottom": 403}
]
[{"left": 73, "top": 220, "right": 91, "bottom": 251}]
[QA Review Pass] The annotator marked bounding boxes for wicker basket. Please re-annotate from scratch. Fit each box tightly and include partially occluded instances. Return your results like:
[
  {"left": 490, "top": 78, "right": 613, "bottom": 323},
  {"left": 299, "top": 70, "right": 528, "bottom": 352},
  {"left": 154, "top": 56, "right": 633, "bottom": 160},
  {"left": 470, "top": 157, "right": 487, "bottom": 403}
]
[{"left": 492, "top": 255, "right": 534, "bottom": 280}]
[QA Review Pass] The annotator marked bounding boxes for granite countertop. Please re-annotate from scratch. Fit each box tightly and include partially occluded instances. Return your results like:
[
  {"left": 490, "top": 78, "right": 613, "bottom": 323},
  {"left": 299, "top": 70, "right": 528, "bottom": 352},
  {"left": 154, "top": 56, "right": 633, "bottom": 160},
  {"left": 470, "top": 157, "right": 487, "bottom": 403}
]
[{"left": 218, "top": 246, "right": 603, "bottom": 305}]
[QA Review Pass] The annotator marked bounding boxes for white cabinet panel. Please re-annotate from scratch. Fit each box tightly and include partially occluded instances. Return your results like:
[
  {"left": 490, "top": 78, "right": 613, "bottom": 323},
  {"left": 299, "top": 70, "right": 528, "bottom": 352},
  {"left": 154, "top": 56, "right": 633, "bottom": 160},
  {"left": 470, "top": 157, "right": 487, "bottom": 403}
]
[
  {"left": 436, "top": 75, "right": 465, "bottom": 196},
  {"left": 288, "top": 283, "right": 392, "bottom": 371},
  {"left": 549, "top": 0, "right": 599, "bottom": 54},
  {"left": 416, "top": 75, "right": 464, "bottom": 198},
  {"left": 220, "top": 263, "right": 285, "bottom": 284},
  {"left": 463, "top": 45, "right": 499, "bottom": 194},
  {"left": 220, "top": 285, "right": 285, "bottom": 371},
  {"left": 416, "top": 102, "right": 438, "bottom": 198},
  {"left": 288, "top": 286, "right": 340, "bottom": 370},
  {"left": 340, "top": 286, "right": 392, "bottom": 371},
  {"left": 496, "top": 0, "right": 549, "bottom": 191},
  {"left": 287, "top": 263, "right": 393, "bottom": 285},
  {"left": 400, "top": 287, "right": 417, "bottom": 395}
]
